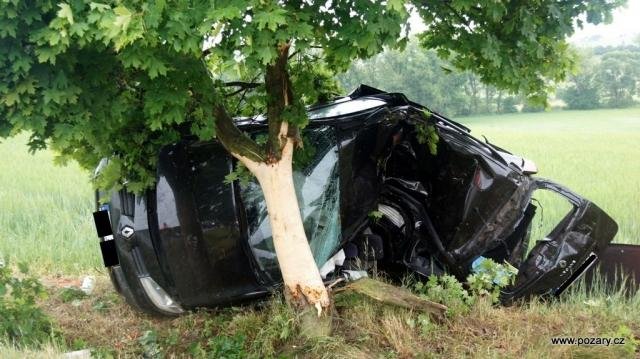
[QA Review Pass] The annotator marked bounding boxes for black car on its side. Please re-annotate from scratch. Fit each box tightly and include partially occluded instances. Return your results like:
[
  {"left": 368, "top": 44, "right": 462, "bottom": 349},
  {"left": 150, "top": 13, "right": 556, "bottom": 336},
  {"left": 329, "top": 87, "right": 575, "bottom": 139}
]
[{"left": 94, "top": 85, "right": 618, "bottom": 316}]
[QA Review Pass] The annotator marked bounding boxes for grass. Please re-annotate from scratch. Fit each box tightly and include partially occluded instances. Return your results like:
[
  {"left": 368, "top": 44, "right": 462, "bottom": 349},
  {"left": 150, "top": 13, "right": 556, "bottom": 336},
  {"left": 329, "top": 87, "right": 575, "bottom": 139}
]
[
  {"left": 15, "top": 275, "right": 638, "bottom": 358},
  {"left": 458, "top": 107, "right": 640, "bottom": 245},
  {"left": 0, "top": 342, "right": 65, "bottom": 359},
  {"left": 0, "top": 133, "right": 100, "bottom": 275}
]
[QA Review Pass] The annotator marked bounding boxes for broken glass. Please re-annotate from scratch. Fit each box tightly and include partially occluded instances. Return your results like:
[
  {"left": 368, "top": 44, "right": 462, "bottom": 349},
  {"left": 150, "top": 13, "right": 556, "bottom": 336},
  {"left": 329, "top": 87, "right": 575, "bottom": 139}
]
[{"left": 240, "top": 126, "right": 342, "bottom": 282}]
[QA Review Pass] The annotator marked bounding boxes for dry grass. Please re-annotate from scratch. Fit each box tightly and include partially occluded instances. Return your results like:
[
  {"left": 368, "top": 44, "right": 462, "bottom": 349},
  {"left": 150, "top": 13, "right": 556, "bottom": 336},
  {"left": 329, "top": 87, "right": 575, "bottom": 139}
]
[
  {"left": 39, "top": 276, "right": 157, "bottom": 356},
  {"left": 34, "top": 275, "right": 639, "bottom": 358},
  {"left": 0, "top": 342, "right": 65, "bottom": 359}
]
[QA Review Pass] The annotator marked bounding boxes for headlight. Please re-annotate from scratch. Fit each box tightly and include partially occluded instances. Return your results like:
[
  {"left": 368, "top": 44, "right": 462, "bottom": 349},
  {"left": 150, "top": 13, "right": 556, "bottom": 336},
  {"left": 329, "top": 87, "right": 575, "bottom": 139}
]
[{"left": 139, "top": 276, "right": 184, "bottom": 314}]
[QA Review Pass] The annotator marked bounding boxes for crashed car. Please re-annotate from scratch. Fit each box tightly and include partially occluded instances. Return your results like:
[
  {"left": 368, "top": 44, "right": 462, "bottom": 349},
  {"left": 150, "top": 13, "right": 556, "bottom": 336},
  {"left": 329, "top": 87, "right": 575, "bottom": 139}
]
[{"left": 94, "top": 85, "right": 618, "bottom": 316}]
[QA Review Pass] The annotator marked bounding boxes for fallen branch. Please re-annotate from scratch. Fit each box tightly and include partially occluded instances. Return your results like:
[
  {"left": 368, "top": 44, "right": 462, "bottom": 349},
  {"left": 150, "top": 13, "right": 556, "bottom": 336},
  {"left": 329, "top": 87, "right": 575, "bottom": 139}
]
[{"left": 336, "top": 278, "right": 447, "bottom": 321}]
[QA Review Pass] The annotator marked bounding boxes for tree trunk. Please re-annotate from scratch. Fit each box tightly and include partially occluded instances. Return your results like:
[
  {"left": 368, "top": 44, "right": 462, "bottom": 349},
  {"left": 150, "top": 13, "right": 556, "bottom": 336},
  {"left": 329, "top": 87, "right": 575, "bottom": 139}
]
[
  {"left": 211, "top": 42, "right": 332, "bottom": 336},
  {"left": 232, "top": 135, "right": 331, "bottom": 336}
]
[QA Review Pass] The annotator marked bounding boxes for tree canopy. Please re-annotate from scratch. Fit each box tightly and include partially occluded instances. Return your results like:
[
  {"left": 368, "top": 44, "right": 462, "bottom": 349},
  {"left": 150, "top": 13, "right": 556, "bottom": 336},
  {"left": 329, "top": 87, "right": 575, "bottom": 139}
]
[{"left": 0, "top": 0, "right": 623, "bottom": 191}]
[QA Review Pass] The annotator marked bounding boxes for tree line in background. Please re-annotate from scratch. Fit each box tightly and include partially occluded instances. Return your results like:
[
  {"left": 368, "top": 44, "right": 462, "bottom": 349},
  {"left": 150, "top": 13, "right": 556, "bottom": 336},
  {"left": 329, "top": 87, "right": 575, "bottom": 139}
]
[
  {"left": 339, "top": 40, "right": 640, "bottom": 117},
  {"left": 560, "top": 44, "right": 640, "bottom": 109}
]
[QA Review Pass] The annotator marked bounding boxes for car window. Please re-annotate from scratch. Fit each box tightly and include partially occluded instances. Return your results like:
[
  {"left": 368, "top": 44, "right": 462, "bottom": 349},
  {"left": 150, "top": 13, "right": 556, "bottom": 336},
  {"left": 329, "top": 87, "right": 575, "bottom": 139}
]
[
  {"left": 240, "top": 126, "right": 341, "bottom": 282},
  {"left": 526, "top": 189, "right": 576, "bottom": 257}
]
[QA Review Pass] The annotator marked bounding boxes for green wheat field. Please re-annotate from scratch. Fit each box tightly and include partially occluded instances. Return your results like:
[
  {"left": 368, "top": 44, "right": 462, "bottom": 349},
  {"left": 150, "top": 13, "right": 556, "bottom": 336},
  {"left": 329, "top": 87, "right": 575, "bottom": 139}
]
[
  {"left": 0, "top": 107, "right": 639, "bottom": 275},
  {"left": 462, "top": 107, "right": 640, "bottom": 247}
]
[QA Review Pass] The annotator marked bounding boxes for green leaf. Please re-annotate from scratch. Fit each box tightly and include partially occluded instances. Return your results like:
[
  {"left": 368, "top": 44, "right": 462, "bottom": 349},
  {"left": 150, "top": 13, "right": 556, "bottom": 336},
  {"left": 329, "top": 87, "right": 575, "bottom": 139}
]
[
  {"left": 57, "top": 3, "right": 74, "bottom": 25},
  {"left": 255, "top": 46, "right": 275, "bottom": 65},
  {"left": 113, "top": 5, "right": 133, "bottom": 31},
  {"left": 2, "top": 91, "right": 20, "bottom": 106},
  {"left": 253, "top": 8, "right": 287, "bottom": 31},
  {"left": 209, "top": 6, "right": 242, "bottom": 21},
  {"left": 1, "top": 0, "right": 625, "bottom": 198},
  {"left": 89, "top": 2, "right": 110, "bottom": 12},
  {"left": 387, "top": 0, "right": 405, "bottom": 12},
  {"left": 145, "top": 57, "right": 167, "bottom": 78}
]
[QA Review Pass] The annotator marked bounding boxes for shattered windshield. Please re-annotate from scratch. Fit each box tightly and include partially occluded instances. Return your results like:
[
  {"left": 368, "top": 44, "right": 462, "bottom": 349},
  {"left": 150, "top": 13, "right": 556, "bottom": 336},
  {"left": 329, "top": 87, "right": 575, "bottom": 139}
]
[{"left": 240, "top": 126, "right": 341, "bottom": 282}]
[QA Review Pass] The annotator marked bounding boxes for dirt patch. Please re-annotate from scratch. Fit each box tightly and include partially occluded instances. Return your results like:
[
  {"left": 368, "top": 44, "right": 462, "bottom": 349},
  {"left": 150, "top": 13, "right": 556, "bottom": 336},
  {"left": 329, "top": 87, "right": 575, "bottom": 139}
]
[
  {"left": 40, "top": 276, "right": 83, "bottom": 288},
  {"left": 40, "top": 275, "right": 162, "bottom": 354}
]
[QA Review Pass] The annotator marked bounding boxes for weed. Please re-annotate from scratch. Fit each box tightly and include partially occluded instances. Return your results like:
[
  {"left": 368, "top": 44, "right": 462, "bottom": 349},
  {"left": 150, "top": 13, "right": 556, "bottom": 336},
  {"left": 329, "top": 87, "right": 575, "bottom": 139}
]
[
  {"left": 161, "top": 329, "right": 179, "bottom": 348},
  {"left": 187, "top": 341, "right": 207, "bottom": 357},
  {"left": 467, "top": 257, "right": 518, "bottom": 304},
  {"left": 21, "top": 273, "right": 639, "bottom": 358},
  {"left": 0, "top": 260, "right": 60, "bottom": 349},
  {"left": 138, "top": 329, "right": 163, "bottom": 359},
  {"left": 186, "top": 333, "right": 247, "bottom": 359},
  {"left": 88, "top": 291, "right": 119, "bottom": 314},
  {"left": 91, "top": 346, "right": 117, "bottom": 359},
  {"left": 413, "top": 259, "right": 517, "bottom": 316},
  {"left": 206, "top": 334, "right": 247, "bottom": 359},
  {"left": 70, "top": 338, "right": 88, "bottom": 350},
  {"left": 407, "top": 313, "right": 437, "bottom": 337},
  {"left": 241, "top": 299, "right": 296, "bottom": 357},
  {"left": 414, "top": 274, "right": 472, "bottom": 317},
  {"left": 58, "top": 287, "right": 87, "bottom": 303},
  {"left": 91, "top": 299, "right": 111, "bottom": 313},
  {"left": 609, "top": 324, "right": 639, "bottom": 356}
]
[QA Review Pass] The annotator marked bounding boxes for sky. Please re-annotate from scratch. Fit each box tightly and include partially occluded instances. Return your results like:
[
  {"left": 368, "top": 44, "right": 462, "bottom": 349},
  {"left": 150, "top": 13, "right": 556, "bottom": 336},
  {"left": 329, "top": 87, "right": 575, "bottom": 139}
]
[{"left": 569, "top": 0, "right": 640, "bottom": 46}]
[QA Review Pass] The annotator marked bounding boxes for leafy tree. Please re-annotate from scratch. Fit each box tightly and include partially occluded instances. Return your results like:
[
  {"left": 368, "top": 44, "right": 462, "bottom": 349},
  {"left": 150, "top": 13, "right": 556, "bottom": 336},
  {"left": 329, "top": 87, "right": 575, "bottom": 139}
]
[
  {"left": 560, "top": 46, "right": 640, "bottom": 110},
  {"left": 499, "top": 96, "right": 519, "bottom": 114},
  {"left": 558, "top": 48, "right": 600, "bottom": 110},
  {"left": 521, "top": 100, "right": 546, "bottom": 113},
  {"left": 0, "top": 0, "right": 622, "bottom": 327},
  {"left": 413, "top": 1, "right": 623, "bottom": 104},
  {"left": 339, "top": 41, "right": 470, "bottom": 116},
  {"left": 595, "top": 50, "right": 640, "bottom": 108},
  {"left": 1, "top": 0, "right": 408, "bottom": 329},
  {"left": 560, "top": 72, "right": 602, "bottom": 110},
  {"left": 339, "top": 41, "right": 522, "bottom": 117}
]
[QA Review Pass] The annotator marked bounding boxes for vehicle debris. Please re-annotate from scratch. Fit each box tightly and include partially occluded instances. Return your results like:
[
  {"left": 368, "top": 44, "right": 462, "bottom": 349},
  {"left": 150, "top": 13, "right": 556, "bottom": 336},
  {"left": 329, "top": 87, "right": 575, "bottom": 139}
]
[
  {"left": 584, "top": 244, "right": 640, "bottom": 293},
  {"left": 80, "top": 276, "right": 96, "bottom": 296},
  {"left": 94, "top": 85, "right": 619, "bottom": 316}
]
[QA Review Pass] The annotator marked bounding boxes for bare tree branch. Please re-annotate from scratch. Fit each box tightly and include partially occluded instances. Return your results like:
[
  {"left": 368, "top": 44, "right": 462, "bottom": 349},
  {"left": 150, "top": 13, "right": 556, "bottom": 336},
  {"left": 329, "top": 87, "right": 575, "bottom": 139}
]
[{"left": 224, "top": 81, "right": 263, "bottom": 89}]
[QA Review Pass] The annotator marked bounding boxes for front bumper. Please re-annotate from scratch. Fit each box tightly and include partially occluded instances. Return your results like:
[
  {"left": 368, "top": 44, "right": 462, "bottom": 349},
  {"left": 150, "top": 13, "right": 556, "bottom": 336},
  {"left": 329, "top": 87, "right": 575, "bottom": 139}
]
[{"left": 93, "top": 197, "right": 185, "bottom": 316}]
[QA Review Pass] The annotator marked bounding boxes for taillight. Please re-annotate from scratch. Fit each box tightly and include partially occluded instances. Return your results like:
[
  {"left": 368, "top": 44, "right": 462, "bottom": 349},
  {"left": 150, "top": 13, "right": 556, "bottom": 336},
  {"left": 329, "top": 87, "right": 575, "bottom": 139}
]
[{"left": 473, "top": 166, "right": 493, "bottom": 191}]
